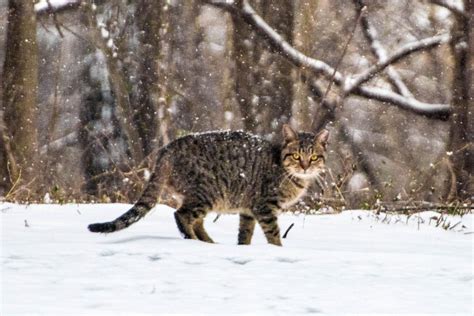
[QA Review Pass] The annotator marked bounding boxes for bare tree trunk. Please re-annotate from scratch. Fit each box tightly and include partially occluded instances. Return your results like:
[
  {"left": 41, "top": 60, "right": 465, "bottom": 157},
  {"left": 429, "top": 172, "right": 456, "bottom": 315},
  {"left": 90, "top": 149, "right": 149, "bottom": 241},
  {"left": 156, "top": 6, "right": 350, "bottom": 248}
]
[
  {"left": 233, "top": 0, "right": 294, "bottom": 138},
  {"left": 1, "top": 0, "right": 39, "bottom": 197},
  {"left": 82, "top": 1, "right": 144, "bottom": 166},
  {"left": 166, "top": 0, "right": 206, "bottom": 133},
  {"left": 0, "top": 110, "right": 17, "bottom": 194},
  {"left": 447, "top": 2, "right": 473, "bottom": 201},
  {"left": 222, "top": 16, "right": 241, "bottom": 130},
  {"left": 257, "top": 0, "right": 293, "bottom": 137},
  {"left": 292, "top": 0, "right": 319, "bottom": 132},
  {"left": 134, "top": 0, "right": 165, "bottom": 154},
  {"left": 232, "top": 7, "right": 258, "bottom": 132},
  {"left": 468, "top": 0, "right": 474, "bottom": 171}
]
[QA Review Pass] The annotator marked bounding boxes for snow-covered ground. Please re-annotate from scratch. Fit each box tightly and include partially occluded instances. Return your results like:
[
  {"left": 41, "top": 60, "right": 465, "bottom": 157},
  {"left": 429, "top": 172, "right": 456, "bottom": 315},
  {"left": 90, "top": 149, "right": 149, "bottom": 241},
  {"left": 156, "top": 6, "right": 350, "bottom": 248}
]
[{"left": 1, "top": 203, "right": 472, "bottom": 315}]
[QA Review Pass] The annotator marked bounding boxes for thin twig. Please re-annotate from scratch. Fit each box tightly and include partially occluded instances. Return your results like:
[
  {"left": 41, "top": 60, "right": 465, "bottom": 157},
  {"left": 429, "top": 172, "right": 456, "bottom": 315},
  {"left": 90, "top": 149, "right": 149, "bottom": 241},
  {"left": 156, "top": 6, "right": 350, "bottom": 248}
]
[
  {"left": 5, "top": 169, "right": 22, "bottom": 199},
  {"left": 344, "top": 33, "right": 450, "bottom": 94},
  {"left": 319, "top": 6, "right": 366, "bottom": 109},
  {"left": 354, "top": 0, "right": 413, "bottom": 98},
  {"left": 282, "top": 223, "right": 295, "bottom": 239},
  {"left": 46, "top": 0, "right": 65, "bottom": 37}
]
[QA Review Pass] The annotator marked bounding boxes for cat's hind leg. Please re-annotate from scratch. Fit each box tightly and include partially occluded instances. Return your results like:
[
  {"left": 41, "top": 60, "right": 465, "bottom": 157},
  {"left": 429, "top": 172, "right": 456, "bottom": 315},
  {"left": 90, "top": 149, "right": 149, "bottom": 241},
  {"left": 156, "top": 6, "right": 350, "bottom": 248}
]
[
  {"left": 238, "top": 214, "right": 256, "bottom": 245},
  {"left": 193, "top": 218, "right": 214, "bottom": 243},
  {"left": 174, "top": 202, "right": 209, "bottom": 241},
  {"left": 174, "top": 207, "right": 198, "bottom": 240}
]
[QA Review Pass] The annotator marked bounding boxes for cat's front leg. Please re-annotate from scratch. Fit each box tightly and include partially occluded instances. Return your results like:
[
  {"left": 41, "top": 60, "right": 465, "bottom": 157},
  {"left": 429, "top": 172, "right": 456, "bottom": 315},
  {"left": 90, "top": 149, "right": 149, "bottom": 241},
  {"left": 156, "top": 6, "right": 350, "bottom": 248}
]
[
  {"left": 253, "top": 204, "right": 282, "bottom": 246},
  {"left": 238, "top": 214, "right": 256, "bottom": 245}
]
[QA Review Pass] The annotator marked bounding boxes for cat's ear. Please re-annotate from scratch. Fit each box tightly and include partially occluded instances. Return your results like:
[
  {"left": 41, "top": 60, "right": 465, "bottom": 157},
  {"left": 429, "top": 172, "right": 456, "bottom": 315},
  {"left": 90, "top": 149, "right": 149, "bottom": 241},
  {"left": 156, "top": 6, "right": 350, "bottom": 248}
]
[
  {"left": 282, "top": 124, "right": 298, "bottom": 143},
  {"left": 315, "top": 129, "right": 329, "bottom": 149}
]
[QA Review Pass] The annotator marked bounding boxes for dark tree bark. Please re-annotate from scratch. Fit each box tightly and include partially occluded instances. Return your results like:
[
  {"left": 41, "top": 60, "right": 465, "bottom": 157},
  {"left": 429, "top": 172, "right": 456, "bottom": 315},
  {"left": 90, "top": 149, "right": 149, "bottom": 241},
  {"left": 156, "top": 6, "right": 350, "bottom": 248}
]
[
  {"left": 134, "top": 0, "right": 165, "bottom": 154},
  {"left": 232, "top": 6, "right": 258, "bottom": 132},
  {"left": 82, "top": 1, "right": 144, "bottom": 166},
  {"left": 1, "top": 0, "right": 39, "bottom": 196},
  {"left": 168, "top": 0, "right": 218, "bottom": 134},
  {"left": 447, "top": 1, "right": 473, "bottom": 201},
  {"left": 469, "top": 0, "right": 474, "bottom": 172},
  {"left": 233, "top": 0, "right": 294, "bottom": 138}
]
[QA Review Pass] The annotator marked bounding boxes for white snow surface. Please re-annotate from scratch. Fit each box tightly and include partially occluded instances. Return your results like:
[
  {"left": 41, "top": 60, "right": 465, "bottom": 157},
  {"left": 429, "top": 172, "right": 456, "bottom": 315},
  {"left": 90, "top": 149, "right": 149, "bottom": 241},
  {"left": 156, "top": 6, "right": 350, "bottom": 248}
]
[{"left": 1, "top": 203, "right": 472, "bottom": 315}]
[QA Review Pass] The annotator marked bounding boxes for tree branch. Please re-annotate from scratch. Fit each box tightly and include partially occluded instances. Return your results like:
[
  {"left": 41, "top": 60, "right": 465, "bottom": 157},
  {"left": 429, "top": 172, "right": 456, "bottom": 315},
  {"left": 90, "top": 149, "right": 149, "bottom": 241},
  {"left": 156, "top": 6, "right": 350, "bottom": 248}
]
[
  {"left": 205, "top": 0, "right": 343, "bottom": 79},
  {"left": 44, "top": 0, "right": 65, "bottom": 37},
  {"left": 301, "top": 73, "right": 337, "bottom": 131},
  {"left": 430, "top": 0, "right": 468, "bottom": 19},
  {"left": 319, "top": 5, "right": 365, "bottom": 109},
  {"left": 82, "top": 0, "right": 144, "bottom": 164},
  {"left": 344, "top": 33, "right": 450, "bottom": 94},
  {"left": 353, "top": 86, "right": 450, "bottom": 118},
  {"left": 354, "top": 0, "right": 413, "bottom": 98},
  {"left": 35, "top": 0, "right": 81, "bottom": 15},
  {"left": 39, "top": 130, "right": 79, "bottom": 155},
  {"left": 205, "top": 0, "right": 451, "bottom": 119}
]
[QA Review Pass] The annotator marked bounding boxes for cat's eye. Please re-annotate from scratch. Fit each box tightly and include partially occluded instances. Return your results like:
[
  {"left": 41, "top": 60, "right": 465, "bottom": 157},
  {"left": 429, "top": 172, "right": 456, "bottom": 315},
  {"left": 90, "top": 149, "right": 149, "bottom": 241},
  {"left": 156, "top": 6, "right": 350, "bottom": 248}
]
[
  {"left": 310, "top": 154, "right": 321, "bottom": 161},
  {"left": 292, "top": 153, "right": 300, "bottom": 160}
]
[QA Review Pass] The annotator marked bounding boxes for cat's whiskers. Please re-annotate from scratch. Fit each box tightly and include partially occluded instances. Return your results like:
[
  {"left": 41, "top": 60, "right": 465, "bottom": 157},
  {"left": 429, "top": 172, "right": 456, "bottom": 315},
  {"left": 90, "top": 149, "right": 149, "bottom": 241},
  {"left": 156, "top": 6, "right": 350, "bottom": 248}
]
[{"left": 314, "top": 172, "right": 327, "bottom": 190}]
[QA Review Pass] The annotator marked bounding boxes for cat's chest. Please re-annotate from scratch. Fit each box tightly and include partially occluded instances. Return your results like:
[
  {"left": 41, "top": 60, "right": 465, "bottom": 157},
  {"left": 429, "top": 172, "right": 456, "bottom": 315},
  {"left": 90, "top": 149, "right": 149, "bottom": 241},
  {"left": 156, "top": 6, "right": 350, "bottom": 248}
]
[{"left": 278, "top": 179, "right": 308, "bottom": 209}]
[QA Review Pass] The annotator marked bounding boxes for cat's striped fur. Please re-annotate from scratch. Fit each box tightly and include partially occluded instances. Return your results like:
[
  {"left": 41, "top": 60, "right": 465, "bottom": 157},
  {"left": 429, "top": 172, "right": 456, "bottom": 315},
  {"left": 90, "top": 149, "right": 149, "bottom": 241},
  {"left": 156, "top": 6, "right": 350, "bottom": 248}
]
[{"left": 88, "top": 125, "right": 329, "bottom": 246}]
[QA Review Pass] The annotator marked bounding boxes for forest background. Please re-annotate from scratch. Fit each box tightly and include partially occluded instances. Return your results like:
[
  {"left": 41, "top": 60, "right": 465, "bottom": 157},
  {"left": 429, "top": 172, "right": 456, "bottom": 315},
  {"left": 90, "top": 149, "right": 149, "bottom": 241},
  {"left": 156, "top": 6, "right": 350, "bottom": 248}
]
[{"left": 0, "top": 0, "right": 472, "bottom": 212}]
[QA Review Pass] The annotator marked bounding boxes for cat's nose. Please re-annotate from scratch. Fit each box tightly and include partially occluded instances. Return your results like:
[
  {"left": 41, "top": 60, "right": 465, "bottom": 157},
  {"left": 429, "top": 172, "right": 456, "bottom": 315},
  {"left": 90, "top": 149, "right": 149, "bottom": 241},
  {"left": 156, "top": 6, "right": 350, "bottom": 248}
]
[{"left": 300, "top": 160, "right": 310, "bottom": 170}]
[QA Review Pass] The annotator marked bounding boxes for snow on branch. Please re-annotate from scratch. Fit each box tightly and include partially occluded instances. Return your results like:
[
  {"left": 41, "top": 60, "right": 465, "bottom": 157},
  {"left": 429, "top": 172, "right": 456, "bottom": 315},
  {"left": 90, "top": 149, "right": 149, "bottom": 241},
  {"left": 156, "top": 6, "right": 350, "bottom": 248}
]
[
  {"left": 205, "top": 0, "right": 451, "bottom": 118},
  {"left": 354, "top": 0, "right": 413, "bottom": 98},
  {"left": 345, "top": 33, "right": 451, "bottom": 94},
  {"left": 430, "top": 0, "right": 467, "bottom": 19},
  {"left": 354, "top": 86, "right": 450, "bottom": 118},
  {"left": 35, "top": 0, "right": 80, "bottom": 14},
  {"left": 204, "top": 0, "right": 343, "bottom": 81},
  {"left": 35, "top": 0, "right": 81, "bottom": 39}
]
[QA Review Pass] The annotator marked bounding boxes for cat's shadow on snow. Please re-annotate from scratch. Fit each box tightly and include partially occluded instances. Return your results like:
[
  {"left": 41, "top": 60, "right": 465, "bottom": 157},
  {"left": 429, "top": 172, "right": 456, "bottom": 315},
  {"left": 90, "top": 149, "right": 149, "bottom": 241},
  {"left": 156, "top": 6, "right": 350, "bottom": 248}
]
[{"left": 101, "top": 235, "right": 181, "bottom": 244}]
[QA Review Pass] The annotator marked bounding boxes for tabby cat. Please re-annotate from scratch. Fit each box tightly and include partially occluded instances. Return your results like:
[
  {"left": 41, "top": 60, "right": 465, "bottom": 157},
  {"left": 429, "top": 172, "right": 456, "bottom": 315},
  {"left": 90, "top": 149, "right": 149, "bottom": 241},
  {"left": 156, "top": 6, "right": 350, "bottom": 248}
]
[{"left": 88, "top": 125, "right": 329, "bottom": 246}]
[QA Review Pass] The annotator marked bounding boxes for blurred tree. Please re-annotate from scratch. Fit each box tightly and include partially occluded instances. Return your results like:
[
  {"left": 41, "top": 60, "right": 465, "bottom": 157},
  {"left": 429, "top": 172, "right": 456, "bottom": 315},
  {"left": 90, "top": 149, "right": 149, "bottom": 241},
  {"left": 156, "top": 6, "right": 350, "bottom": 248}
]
[
  {"left": 82, "top": 0, "right": 144, "bottom": 166},
  {"left": 167, "top": 0, "right": 215, "bottom": 134},
  {"left": 0, "top": 0, "right": 469, "bottom": 206},
  {"left": 207, "top": 0, "right": 460, "bottom": 208},
  {"left": 0, "top": 0, "right": 39, "bottom": 197},
  {"left": 134, "top": 0, "right": 165, "bottom": 153},
  {"left": 232, "top": 0, "right": 294, "bottom": 139},
  {"left": 446, "top": 0, "right": 473, "bottom": 201},
  {"left": 292, "top": 0, "right": 323, "bottom": 132}
]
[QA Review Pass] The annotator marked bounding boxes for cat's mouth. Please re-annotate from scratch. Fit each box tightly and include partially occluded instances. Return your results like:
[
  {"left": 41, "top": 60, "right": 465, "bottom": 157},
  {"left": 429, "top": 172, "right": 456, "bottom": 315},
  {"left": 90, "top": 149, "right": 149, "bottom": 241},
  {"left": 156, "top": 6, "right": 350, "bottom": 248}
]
[{"left": 291, "top": 169, "right": 323, "bottom": 180}]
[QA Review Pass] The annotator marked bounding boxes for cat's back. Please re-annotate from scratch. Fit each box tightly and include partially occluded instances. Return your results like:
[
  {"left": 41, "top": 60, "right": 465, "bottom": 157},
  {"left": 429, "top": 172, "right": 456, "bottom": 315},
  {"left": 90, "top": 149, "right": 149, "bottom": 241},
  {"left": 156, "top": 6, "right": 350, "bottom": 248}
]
[
  {"left": 162, "top": 130, "right": 280, "bottom": 207},
  {"left": 169, "top": 130, "right": 271, "bottom": 157}
]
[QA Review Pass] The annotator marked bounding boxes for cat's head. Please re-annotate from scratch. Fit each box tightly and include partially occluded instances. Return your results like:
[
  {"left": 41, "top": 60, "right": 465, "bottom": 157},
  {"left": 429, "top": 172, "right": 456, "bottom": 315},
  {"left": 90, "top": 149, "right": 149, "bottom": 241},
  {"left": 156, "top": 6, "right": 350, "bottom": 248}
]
[{"left": 281, "top": 124, "right": 329, "bottom": 180}]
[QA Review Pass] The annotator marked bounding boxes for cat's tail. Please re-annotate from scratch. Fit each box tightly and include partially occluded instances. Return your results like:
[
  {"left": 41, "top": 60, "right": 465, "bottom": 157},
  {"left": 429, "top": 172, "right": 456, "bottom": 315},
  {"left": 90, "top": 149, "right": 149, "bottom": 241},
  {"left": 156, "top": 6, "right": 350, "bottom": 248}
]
[
  {"left": 88, "top": 152, "right": 166, "bottom": 234},
  {"left": 88, "top": 198, "right": 155, "bottom": 233}
]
